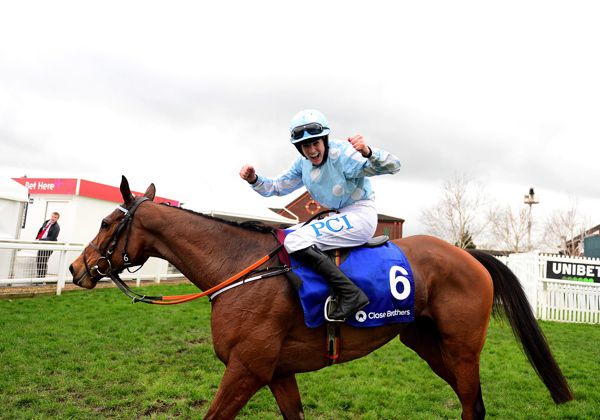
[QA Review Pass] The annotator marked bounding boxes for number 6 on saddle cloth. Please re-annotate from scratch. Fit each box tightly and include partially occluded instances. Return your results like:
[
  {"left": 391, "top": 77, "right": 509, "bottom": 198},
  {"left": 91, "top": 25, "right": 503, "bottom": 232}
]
[{"left": 277, "top": 230, "right": 415, "bottom": 328}]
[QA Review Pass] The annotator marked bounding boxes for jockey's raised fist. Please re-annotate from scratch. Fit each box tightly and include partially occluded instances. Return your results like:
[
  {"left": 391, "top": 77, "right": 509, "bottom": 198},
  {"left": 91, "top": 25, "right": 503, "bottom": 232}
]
[
  {"left": 347, "top": 135, "right": 371, "bottom": 157},
  {"left": 239, "top": 165, "right": 257, "bottom": 184}
]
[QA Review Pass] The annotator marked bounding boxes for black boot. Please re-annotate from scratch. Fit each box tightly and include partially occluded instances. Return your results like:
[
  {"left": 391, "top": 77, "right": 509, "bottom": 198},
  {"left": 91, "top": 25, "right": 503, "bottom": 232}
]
[{"left": 291, "top": 246, "right": 369, "bottom": 321}]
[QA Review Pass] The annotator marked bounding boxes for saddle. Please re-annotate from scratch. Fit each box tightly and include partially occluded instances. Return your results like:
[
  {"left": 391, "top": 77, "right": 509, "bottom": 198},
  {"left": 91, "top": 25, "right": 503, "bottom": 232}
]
[
  {"left": 327, "top": 235, "right": 389, "bottom": 265},
  {"left": 360, "top": 235, "right": 390, "bottom": 247}
]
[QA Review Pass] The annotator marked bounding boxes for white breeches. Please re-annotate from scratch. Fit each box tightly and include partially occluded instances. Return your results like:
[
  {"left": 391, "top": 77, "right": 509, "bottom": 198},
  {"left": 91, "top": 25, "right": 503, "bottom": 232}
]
[{"left": 284, "top": 199, "right": 378, "bottom": 253}]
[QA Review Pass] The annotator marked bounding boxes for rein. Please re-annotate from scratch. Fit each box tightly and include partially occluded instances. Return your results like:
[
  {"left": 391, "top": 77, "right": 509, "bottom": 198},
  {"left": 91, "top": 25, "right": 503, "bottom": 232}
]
[
  {"left": 83, "top": 197, "right": 289, "bottom": 305},
  {"left": 109, "top": 245, "right": 287, "bottom": 304}
]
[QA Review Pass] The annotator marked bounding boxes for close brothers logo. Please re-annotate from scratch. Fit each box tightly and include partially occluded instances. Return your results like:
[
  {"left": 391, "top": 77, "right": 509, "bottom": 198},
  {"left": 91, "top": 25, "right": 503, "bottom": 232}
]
[
  {"left": 355, "top": 309, "right": 412, "bottom": 322},
  {"left": 355, "top": 310, "right": 367, "bottom": 322}
]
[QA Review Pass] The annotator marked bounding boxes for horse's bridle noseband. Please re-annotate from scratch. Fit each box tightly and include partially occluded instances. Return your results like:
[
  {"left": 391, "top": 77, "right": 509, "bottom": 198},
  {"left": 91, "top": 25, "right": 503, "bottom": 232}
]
[{"left": 81, "top": 197, "right": 150, "bottom": 284}]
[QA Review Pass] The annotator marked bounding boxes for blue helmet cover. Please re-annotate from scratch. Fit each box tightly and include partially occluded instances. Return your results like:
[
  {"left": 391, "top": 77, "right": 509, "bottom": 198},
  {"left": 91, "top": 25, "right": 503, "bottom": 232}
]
[{"left": 289, "top": 109, "right": 331, "bottom": 144}]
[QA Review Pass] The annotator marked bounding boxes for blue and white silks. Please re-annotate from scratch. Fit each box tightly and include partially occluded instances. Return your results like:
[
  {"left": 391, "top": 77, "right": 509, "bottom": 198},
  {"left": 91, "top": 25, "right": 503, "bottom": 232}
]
[{"left": 250, "top": 138, "right": 401, "bottom": 210}]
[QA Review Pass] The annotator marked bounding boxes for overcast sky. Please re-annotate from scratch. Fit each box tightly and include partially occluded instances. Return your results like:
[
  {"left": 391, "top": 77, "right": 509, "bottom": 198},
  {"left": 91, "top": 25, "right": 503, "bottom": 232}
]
[{"left": 1, "top": 1, "right": 598, "bottom": 237}]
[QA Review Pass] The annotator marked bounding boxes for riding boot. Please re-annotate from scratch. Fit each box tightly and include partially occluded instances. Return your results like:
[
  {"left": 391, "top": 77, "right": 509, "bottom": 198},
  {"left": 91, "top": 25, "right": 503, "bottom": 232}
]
[{"left": 291, "top": 246, "right": 369, "bottom": 321}]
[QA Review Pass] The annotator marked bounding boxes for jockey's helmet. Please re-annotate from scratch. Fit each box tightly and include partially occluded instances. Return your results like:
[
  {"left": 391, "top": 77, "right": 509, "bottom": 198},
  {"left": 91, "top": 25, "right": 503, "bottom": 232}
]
[{"left": 289, "top": 109, "right": 330, "bottom": 145}]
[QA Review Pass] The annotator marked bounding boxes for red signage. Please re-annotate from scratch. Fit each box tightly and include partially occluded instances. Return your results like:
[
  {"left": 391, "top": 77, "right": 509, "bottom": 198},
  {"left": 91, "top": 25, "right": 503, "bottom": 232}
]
[
  {"left": 12, "top": 177, "right": 179, "bottom": 206},
  {"left": 13, "top": 178, "right": 77, "bottom": 195},
  {"left": 79, "top": 180, "right": 179, "bottom": 206}
]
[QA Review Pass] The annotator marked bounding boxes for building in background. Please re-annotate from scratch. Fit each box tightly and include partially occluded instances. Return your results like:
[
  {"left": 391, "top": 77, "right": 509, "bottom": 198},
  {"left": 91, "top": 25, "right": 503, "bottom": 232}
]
[
  {"left": 564, "top": 224, "right": 600, "bottom": 258},
  {"left": 0, "top": 179, "right": 29, "bottom": 240},
  {"left": 0, "top": 180, "right": 29, "bottom": 280},
  {"left": 12, "top": 177, "right": 179, "bottom": 244},
  {"left": 562, "top": 224, "right": 600, "bottom": 257},
  {"left": 584, "top": 235, "right": 600, "bottom": 258}
]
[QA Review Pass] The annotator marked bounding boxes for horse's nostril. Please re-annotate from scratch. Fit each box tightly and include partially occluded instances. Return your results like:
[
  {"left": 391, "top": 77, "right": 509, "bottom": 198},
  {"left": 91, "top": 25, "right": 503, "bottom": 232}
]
[{"left": 69, "top": 264, "right": 74, "bottom": 275}]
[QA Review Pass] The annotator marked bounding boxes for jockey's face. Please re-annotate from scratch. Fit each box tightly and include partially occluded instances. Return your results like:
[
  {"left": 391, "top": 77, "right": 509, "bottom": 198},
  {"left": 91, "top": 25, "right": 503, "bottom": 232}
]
[{"left": 300, "top": 138, "right": 325, "bottom": 165}]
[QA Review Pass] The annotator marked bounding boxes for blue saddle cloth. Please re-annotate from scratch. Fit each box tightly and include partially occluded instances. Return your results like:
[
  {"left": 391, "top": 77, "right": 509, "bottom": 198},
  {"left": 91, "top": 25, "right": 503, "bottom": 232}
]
[{"left": 290, "top": 242, "right": 415, "bottom": 328}]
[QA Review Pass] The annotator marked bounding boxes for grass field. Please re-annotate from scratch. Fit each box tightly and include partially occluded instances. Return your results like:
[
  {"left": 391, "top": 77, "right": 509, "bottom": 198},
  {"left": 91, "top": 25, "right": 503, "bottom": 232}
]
[{"left": 1, "top": 283, "right": 599, "bottom": 419}]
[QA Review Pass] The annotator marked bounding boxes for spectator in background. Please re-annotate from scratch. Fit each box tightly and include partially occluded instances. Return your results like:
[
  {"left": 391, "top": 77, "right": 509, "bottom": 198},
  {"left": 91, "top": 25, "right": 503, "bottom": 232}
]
[{"left": 35, "top": 212, "right": 60, "bottom": 277}]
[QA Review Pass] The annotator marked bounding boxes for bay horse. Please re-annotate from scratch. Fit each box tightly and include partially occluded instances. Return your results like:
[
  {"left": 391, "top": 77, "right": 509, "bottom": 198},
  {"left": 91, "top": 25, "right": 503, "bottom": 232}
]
[{"left": 69, "top": 177, "right": 572, "bottom": 419}]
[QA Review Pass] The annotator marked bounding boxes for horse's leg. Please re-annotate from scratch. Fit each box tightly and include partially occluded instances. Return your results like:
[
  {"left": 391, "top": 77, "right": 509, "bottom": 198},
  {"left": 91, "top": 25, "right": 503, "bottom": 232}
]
[
  {"left": 400, "top": 318, "right": 486, "bottom": 420},
  {"left": 268, "top": 373, "right": 305, "bottom": 420},
  {"left": 441, "top": 339, "right": 485, "bottom": 420},
  {"left": 399, "top": 318, "right": 456, "bottom": 388},
  {"left": 203, "top": 357, "right": 266, "bottom": 420},
  {"left": 434, "top": 299, "right": 488, "bottom": 420}
]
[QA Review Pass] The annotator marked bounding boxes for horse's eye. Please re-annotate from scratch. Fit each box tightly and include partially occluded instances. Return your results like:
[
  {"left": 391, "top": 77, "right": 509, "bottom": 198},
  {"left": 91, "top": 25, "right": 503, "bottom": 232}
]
[{"left": 100, "top": 221, "right": 109, "bottom": 229}]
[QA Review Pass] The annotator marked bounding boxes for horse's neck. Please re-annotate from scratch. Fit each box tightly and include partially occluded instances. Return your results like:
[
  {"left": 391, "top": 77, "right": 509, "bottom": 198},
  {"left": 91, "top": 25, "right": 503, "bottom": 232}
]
[{"left": 145, "top": 206, "right": 275, "bottom": 291}]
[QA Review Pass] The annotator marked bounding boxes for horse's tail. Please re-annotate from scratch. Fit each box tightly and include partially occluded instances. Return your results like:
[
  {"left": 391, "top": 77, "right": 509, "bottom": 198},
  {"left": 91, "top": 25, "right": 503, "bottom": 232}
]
[{"left": 467, "top": 249, "right": 573, "bottom": 404}]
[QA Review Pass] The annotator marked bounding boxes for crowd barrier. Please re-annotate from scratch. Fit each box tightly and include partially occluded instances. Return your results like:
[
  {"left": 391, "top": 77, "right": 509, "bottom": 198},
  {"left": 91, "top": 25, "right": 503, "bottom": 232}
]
[
  {"left": 498, "top": 252, "right": 600, "bottom": 324},
  {"left": 0, "top": 240, "right": 184, "bottom": 295}
]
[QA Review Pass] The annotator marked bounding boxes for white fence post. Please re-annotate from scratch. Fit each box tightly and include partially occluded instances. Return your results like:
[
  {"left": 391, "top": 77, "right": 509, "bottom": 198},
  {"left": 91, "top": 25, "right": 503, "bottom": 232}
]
[
  {"left": 505, "top": 251, "right": 540, "bottom": 314},
  {"left": 56, "top": 249, "right": 68, "bottom": 295},
  {"left": 0, "top": 240, "right": 184, "bottom": 291}
]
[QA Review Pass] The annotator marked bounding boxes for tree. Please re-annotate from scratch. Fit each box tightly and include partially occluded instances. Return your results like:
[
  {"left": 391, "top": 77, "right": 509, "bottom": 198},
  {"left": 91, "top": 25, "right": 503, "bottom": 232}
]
[
  {"left": 488, "top": 205, "right": 530, "bottom": 252},
  {"left": 455, "top": 230, "right": 476, "bottom": 249},
  {"left": 542, "top": 201, "right": 589, "bottom": 256},
  {"left": 420, "top": 174, "right": 489, "bottom": 249}
]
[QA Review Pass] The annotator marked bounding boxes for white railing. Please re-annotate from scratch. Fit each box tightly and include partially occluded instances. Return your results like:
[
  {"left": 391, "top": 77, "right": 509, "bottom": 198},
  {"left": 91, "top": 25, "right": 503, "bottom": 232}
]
[
  {"left": 0, "top": 240, "right": 185, "bottom": 295},
  {"left": 538, "top": 279, "right": 600, "bottom": 324},
  {"left": 538, "top": 253, "right": 600, "bottom": 324},
  {"left": 499, "top": 252, "right": 600, "bottom": 324}
]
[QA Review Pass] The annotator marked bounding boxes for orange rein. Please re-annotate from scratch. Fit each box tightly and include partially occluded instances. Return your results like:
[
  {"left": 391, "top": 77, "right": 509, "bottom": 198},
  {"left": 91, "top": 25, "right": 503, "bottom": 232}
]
[{"left": 150, "top": 248, "right": 280, "bottom": 305}]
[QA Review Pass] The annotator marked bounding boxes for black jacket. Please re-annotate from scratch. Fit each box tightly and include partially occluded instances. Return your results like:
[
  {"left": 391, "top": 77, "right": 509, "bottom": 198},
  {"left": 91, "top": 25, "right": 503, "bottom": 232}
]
[{"left": 37, "top": 221, "right": 60, "bottom": 241}]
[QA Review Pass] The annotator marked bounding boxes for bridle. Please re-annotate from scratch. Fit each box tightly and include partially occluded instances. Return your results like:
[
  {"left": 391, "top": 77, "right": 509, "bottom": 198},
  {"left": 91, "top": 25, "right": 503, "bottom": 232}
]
[
  {"left": 80, "top": 197, "right": 150, "bottom": 291},
  {"left": 79, "top": 196, "right": 290, "bottom": 305}
]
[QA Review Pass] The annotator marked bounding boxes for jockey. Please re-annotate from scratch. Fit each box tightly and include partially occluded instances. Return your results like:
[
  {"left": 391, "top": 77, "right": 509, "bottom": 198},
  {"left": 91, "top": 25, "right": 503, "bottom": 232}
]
[{"left": 240, "top": 109, "right": 401, "bottom": 321}]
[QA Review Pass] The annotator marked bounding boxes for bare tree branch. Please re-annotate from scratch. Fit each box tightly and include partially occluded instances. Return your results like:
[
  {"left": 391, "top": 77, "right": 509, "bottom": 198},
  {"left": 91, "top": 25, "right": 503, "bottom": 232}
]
[
  {"left": 420, "top": 173, "right": 489, "bottom": 248},
  {"left": 542, "top": 200, "right": 590, "bottom": 256},
  {"left": 488, "top": 205, "right": 530, "bottom": 252}
]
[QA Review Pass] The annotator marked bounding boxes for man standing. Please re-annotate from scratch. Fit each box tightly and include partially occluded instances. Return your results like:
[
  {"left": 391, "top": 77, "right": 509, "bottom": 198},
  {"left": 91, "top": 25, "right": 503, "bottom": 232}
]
[{"left": 35, "top": 212, "right": 60, "bottom": 277}]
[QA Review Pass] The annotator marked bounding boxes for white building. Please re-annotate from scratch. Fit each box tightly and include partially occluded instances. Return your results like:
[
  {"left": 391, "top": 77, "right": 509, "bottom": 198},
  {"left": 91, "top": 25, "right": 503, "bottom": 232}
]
[
  {"left": 13, "top": 177, "right": 180, "bottom": 244},
  {"left": 0, "top": 180, "right": 29, "bottom": 279},
  {"left": 0, "top": 179, "right": 29, "bottom": 240}
]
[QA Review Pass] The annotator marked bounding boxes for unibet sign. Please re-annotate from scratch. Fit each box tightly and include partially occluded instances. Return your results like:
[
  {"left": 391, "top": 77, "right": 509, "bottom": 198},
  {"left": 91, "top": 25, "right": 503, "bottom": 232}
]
[{"left": 546, "top": 261, "right": 600, "bottom": 283}]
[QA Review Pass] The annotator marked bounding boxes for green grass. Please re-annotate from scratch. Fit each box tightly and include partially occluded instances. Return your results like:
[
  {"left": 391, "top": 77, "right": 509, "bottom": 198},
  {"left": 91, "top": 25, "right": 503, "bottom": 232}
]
[{"left": 1, "top": 283, "right": 599, "bottom": 419}]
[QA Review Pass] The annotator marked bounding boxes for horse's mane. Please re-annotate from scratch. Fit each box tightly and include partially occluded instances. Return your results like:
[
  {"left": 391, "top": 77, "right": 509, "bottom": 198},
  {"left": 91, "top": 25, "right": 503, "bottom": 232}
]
[{"left": 161, "top": 203, "right": 277, "bottom": 234}]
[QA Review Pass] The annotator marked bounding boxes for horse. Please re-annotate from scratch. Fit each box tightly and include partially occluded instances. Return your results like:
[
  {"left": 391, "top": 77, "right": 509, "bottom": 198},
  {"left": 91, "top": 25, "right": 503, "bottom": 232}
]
[{"left": 69, "top": 176, "right": 573, "bottom": 419}]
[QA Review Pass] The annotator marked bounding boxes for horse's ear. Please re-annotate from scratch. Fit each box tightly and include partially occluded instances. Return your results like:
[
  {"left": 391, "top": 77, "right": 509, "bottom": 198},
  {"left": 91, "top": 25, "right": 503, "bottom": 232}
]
[
  {"left": 120, "top": 176, "right": 134, "bottom": 204},
  {"left": 144, "top": 183, "right": 156, "bottom": 201}
]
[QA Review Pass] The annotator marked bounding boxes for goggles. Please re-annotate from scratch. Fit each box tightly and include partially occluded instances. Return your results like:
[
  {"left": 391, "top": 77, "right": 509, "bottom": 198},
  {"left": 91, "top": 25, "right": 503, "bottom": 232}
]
[{"left": 291, "top": 123, "right": 328, "bottom": 140}]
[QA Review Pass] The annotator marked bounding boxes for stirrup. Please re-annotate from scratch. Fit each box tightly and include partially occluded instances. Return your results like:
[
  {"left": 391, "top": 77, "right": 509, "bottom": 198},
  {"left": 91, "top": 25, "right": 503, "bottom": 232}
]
[{"left": 324, "top": 296, "right": 345, "bottom": 323}]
